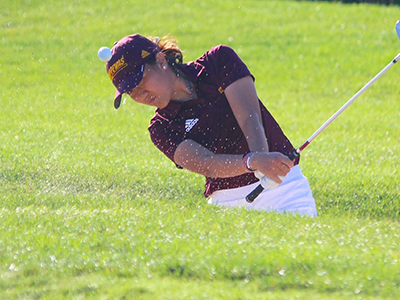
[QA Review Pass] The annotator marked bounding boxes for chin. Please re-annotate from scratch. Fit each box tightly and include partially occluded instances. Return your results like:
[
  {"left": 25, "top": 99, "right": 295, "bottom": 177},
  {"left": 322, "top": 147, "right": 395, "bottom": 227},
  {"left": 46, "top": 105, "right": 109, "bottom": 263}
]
[{"left": 156, "top": 99, "right": 170, "bottom": 109}]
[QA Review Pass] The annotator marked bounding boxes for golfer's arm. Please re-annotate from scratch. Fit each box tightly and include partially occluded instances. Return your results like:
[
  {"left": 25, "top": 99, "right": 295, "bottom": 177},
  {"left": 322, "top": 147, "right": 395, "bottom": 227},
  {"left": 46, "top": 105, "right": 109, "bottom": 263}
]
[
  {"left": 174, "top": 139, "right": 246, "bottom": 178},
  {"left": 224, "top": 76, "right": 269, "bottom": 152}
]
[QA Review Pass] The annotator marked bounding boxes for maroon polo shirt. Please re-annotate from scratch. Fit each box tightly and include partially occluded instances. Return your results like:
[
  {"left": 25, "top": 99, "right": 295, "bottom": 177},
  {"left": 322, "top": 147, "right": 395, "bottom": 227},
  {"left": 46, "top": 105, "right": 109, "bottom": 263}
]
[{"left": 149, "top": 45, "right": 298, "bottom": 197}]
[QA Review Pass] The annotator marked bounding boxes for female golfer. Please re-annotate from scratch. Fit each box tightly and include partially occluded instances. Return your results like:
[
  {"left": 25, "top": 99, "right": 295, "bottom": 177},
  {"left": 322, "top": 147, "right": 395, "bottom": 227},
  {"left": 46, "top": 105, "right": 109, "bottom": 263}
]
[{"left": 102, "top": 34, "right": 317, "bottom": 217}]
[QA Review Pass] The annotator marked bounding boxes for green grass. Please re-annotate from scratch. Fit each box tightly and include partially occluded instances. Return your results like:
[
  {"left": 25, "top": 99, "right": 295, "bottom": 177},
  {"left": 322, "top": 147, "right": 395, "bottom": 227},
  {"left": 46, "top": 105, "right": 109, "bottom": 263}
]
[{"left": 1, "top": 0, "right": 400, "bottom": 298}]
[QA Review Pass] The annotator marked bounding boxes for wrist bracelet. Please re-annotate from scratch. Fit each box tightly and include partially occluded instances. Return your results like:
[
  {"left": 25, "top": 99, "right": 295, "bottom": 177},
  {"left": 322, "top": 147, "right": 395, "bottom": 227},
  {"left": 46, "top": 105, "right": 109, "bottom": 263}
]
[{"left": 242, "top": 152, "right": 256, "bottom": 172}]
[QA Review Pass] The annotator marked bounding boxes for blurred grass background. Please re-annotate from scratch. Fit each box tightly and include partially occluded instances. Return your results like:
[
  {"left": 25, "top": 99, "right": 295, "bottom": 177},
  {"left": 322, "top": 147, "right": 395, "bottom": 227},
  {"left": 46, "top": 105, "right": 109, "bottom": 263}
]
[{"left": 1, "top": 0, "right": 400, "bottom": 298}]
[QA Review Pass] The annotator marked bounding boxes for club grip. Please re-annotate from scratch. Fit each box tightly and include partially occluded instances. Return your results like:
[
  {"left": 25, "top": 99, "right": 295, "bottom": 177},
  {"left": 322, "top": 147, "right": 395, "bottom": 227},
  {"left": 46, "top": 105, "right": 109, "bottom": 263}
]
[
  {"left": 288, "top": 150, "right": 300, "bottom": 161},
  {"left": 245, "top": 150, "right": 299, "bottom": 203},
  {"left": 245, "top": 184, "right": 264, "bottom": 203}
]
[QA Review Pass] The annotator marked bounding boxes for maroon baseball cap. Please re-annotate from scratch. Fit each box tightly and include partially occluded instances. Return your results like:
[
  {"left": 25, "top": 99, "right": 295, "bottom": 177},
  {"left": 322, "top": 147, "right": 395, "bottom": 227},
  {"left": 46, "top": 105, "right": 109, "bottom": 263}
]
[{"left": 106, "top": 34, "right": 160, "bottom": 109}]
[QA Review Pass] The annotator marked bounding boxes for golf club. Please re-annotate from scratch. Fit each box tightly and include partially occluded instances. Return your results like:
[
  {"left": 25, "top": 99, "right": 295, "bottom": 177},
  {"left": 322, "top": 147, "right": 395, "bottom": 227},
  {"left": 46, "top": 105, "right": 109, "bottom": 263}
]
[{"left": 246, "top": 22, "right": 400, "bottom": 203}]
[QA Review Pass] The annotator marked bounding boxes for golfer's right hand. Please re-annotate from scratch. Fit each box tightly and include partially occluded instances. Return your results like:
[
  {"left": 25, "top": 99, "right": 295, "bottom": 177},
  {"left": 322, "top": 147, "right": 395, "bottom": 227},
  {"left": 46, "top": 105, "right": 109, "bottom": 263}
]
[{"left": 248, "top": 152, "right": 293, "bottom": 184}]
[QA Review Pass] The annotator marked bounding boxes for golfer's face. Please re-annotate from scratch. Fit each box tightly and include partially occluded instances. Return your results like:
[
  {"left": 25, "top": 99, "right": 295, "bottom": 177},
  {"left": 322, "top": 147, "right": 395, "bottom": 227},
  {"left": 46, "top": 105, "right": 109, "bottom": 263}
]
[{"left": 126, "top": 64, "right": 171, "bottom": 109}]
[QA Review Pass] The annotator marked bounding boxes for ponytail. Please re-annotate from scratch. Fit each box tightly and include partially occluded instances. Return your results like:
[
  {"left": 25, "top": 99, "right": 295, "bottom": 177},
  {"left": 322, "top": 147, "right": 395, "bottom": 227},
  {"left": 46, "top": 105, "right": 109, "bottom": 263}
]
[{"left": 148, "top": 36, "right": 183, "bottom": 73}]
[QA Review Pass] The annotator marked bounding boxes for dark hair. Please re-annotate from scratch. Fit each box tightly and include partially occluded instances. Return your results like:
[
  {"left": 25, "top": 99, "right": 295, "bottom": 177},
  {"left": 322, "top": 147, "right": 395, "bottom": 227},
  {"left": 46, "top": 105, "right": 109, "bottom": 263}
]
[{"left": 147, "top": 36, "right": 184, "bottom": 75}]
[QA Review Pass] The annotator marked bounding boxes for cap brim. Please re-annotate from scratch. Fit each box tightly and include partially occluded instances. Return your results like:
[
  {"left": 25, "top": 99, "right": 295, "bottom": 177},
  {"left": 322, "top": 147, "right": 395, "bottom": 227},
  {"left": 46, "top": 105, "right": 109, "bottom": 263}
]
[
  {"left": 114, "top": 91, "right": 122, "bottom": 109},
  {"left": 112, "top": 64, "right": 145, "bottom": 109}
]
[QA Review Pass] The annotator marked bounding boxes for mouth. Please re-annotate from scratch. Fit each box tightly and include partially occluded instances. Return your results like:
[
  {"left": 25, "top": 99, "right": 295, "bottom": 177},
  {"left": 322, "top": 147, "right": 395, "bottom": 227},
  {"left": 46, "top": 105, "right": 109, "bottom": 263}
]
[{"left": 147, "top": 96, "right": 157, "bottom": 105}]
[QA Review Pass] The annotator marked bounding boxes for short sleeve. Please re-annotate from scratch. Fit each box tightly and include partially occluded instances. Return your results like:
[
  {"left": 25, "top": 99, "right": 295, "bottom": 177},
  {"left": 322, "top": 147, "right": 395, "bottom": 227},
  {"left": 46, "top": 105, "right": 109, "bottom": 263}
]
[
  {"left": 196, "top": 45, "right": 254, "bottom": 91},
  {"left": 148, "top": 115, "right": 184, "bottom": 163}
]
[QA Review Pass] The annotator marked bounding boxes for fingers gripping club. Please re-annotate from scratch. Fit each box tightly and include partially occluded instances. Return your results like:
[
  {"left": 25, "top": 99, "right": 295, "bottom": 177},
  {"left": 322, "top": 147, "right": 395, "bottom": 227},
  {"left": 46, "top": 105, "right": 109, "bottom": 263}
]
[
  {"left": 246, "top": 151, "right": 298, "bottom": 202},
  {"left": 254, "top": 170, "right": 285, "bottom": 190}
]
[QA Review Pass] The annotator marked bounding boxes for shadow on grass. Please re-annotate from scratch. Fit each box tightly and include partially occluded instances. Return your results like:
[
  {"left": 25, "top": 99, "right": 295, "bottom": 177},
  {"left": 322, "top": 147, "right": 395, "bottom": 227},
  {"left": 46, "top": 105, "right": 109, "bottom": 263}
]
[{"left": 296, "top": 0, "right": 399, "bottom": 6}]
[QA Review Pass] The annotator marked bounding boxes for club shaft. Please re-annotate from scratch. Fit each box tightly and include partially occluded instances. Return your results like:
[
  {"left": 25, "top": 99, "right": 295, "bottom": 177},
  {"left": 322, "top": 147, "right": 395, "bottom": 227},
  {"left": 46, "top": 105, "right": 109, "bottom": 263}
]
[
  {"left": 300, "top": 53, "right": 400, "bottom": 152},
  {"left": 245, "top": 53, "right": 400, "bottom": 203}
]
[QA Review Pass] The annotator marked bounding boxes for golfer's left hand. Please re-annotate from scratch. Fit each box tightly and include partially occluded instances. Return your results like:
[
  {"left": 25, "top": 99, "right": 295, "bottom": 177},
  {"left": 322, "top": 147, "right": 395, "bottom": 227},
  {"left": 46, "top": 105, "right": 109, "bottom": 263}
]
[{"left": 249, "top": 152, "right": 293, "bottom": 184}]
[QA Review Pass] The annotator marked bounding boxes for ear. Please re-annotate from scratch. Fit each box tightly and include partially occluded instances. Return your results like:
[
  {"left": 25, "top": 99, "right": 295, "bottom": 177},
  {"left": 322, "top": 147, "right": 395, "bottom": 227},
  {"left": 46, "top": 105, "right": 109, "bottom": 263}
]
[{"left": 155, "top": 52, "right": 167, "bottom": 70}]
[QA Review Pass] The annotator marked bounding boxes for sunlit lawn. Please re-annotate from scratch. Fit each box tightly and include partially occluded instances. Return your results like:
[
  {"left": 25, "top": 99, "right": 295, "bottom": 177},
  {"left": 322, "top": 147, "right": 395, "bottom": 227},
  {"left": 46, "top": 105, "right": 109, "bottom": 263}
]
[{"left": 1, "top": 0, "right": 400, "bottom": 299}]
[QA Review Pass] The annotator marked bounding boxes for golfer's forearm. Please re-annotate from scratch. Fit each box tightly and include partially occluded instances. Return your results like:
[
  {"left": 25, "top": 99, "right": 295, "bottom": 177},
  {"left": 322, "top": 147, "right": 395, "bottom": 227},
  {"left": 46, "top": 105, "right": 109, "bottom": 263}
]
[
  {"left": 224, "top": 76, "right": 269, "bottom": 152},
  {"left": 241, "top": 118, "right": 269, "bottom": 152},
  {"left": 178, "top": 153, "right": 246, "bottom": 178},
  {"left": 174, "top": 140, "right": 248, "bottom": 178},
  {"left": 197, "top": 154, "right": 247, "bottom": 178}
]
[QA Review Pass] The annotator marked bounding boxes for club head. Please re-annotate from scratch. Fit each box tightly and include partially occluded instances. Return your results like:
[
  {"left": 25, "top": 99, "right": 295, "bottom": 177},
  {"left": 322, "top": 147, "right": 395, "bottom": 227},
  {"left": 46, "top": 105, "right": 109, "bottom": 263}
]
[{"left": 396, "top": 20, "right": 400, "bottom": 41}]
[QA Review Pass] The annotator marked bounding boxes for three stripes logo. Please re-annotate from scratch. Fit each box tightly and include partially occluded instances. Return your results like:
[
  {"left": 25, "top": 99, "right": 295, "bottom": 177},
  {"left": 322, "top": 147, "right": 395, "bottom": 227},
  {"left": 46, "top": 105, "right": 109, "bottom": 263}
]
[
  {"left": 185, "top": 118, "right": 199, "bottom": 132},
  {"left": 141, "top": 50, "right": 150, "bottom": 59}
]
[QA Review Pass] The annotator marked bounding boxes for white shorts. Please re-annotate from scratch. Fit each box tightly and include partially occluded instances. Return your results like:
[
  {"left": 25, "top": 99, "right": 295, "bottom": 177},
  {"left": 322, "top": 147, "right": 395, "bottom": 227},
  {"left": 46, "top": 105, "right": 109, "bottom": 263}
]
[{"left": 208, "top": 165, "right": 317, "bottom": 217}]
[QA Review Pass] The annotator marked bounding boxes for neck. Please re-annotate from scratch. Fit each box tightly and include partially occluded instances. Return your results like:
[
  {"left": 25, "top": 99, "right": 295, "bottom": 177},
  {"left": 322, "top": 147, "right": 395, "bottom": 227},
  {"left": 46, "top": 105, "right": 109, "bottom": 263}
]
[{"left": 171, "top": 73, "right": 195, "bottom": 102}]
